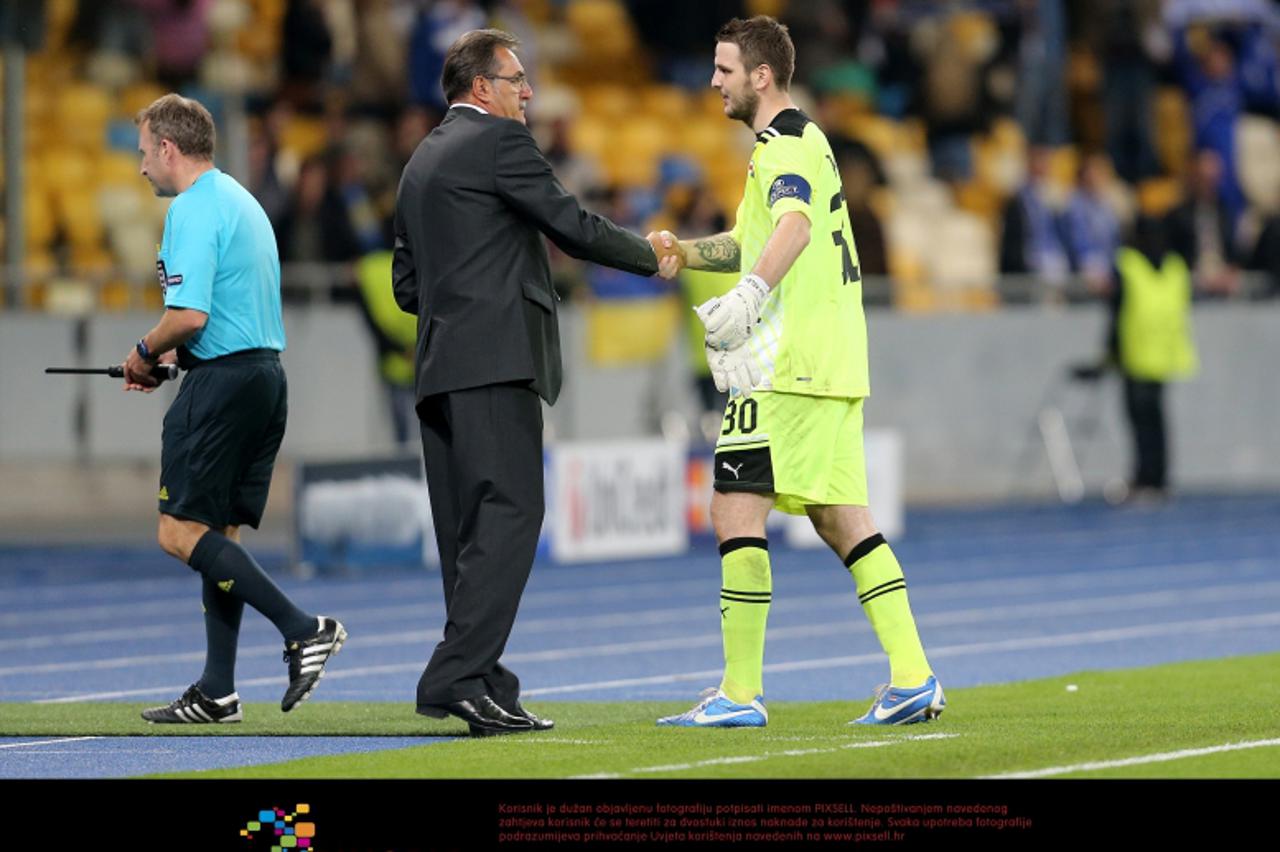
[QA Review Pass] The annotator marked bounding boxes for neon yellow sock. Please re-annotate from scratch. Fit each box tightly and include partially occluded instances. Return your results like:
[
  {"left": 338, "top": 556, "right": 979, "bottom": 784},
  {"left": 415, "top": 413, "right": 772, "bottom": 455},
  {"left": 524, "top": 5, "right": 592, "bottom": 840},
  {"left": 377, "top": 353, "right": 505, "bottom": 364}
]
[
  {"left": 845, "top": 534, "right": 932, "bottom": 687},
  {"left": 718, "top": 538, "right": 771, "bottom": 704}
]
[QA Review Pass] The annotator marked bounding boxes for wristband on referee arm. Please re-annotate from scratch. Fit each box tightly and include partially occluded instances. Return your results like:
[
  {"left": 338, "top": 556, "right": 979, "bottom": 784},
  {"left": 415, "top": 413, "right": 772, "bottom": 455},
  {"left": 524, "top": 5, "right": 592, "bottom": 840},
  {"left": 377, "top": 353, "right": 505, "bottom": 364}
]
[{"left": 136, "top": 338, "right": 158, "bottom": 364}]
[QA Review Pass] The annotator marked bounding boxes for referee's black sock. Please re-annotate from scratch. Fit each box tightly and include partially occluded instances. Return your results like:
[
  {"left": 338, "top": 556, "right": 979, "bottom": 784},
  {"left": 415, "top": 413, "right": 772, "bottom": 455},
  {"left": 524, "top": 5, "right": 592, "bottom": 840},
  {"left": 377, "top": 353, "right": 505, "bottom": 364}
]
[
  {"left": 197, "top": 575, "right": 243, "bottom": 699},
  {"left": 189, "top": 531, "right": 316, "bottom": 643}
]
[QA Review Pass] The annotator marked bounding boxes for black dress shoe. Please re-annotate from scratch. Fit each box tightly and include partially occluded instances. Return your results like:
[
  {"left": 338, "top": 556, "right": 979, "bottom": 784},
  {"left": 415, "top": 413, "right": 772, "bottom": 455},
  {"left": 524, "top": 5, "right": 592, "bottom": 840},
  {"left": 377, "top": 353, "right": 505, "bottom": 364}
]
[
  {"left": 509, "top": 700, "right": 555, "bottom": 731},
  {"left": 419, "top": 695, "right": 534, "bottom": 736}
]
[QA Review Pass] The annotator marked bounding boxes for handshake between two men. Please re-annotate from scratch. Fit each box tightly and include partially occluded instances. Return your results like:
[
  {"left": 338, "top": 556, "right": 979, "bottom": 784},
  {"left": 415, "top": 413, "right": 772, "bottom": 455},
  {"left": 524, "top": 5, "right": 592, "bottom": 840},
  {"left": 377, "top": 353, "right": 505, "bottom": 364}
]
[{"left": 644, "top": 230, "right": 765, "bottom": 399}]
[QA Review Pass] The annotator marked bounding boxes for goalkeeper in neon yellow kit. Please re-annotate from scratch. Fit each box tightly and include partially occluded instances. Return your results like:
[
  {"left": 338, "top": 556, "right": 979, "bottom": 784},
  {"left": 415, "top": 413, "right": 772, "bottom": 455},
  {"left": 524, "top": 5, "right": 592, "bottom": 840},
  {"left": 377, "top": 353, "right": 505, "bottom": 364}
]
[{"left": 652, "top": 15, "right": 943, "bottom": 727}]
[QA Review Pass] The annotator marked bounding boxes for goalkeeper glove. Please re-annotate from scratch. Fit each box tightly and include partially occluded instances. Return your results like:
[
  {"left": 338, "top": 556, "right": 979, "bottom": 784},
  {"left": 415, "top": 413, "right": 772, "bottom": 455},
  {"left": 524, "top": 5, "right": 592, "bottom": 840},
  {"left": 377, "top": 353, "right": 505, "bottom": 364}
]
[
  {"left": 706, "top": 343, "right": 762, "bottom": 399},
  {"left": 695, "top": 273, "right": 770, "bottom": 350}
]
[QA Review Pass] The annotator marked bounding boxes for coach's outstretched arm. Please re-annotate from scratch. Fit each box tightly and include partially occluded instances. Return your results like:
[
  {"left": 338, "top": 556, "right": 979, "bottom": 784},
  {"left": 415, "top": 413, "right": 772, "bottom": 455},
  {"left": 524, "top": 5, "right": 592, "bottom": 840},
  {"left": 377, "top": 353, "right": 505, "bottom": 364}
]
[{"left": 493, "top": 122, "right": 660, "bottom": 276}]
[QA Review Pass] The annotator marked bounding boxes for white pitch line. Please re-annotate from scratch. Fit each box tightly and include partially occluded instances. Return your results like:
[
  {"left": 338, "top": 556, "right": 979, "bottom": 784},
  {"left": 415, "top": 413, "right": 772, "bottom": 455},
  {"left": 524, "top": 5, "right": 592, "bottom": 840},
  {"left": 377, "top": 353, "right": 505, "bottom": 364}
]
[
  {"left": 982, "top": 738, "right": 1280, "bottom": 779},
  {"left": 0, "top": 736, "right": 101, "bottom": 749},
  {"left": 529, "top": 610, "right": 1280, "bottom": 697},
  {"left": 33, "top": 610, "right": 1280, "bottom": 703},
  {"left": 5, "top": 552, "right": 1271, "bottom": 629},
  {"left": 573, "top": 733, "right": 957, "bottom": 779},
  {"left": 14, "top": 580, "right": 1280, "bottom": 680}
]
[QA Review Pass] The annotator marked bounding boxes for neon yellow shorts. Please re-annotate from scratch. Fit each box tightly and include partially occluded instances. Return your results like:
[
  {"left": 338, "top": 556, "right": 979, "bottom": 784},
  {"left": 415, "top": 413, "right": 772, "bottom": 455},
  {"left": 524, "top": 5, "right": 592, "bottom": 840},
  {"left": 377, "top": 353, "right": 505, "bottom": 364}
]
[{"left": 713, "top": 390, "right": 868, "bottom": 514}]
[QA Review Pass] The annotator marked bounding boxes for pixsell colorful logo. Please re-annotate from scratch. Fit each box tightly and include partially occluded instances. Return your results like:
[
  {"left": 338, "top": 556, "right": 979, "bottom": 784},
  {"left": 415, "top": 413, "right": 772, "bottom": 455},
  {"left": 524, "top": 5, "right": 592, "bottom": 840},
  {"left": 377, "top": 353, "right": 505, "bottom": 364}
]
[{"left": 240, "top": 804, "right": 316, "bottom": 850}]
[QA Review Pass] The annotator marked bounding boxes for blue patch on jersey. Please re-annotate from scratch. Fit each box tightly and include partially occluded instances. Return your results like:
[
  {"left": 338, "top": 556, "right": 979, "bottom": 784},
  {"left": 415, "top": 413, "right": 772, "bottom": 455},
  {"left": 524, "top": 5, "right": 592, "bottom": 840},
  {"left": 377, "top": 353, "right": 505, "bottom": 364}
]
[{"left": 768, "top": 174, "right": 811, "bottom": 207}]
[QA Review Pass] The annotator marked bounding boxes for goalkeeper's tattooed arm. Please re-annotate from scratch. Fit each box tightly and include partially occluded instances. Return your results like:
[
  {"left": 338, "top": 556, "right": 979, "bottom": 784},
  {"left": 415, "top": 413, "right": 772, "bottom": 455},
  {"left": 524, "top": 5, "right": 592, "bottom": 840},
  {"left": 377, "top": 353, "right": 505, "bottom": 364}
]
[{"left": 681, "top": 233, "right": 742, "bottom": 272}]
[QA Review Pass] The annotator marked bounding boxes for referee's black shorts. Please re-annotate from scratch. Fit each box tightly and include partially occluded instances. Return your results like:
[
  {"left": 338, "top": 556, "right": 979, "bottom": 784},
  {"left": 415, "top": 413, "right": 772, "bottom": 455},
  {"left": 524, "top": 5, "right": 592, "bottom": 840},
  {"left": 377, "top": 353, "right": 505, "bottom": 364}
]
[{"left": 159, "top": 349, "right": 287, "bottom": 529}]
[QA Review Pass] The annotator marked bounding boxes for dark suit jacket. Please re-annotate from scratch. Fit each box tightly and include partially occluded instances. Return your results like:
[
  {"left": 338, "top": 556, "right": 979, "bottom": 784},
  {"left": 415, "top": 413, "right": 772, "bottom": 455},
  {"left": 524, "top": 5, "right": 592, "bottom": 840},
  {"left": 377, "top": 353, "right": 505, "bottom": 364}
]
[{"left": 392, "top": 106, "right": 658, "bottom": 405}]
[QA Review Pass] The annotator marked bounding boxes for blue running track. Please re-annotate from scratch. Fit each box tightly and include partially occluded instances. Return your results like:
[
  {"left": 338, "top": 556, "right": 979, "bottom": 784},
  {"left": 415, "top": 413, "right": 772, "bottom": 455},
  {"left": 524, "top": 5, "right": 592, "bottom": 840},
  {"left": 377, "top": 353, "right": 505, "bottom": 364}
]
[{"left": 2, "top": 494, "right": 1277, "bottom": 778}]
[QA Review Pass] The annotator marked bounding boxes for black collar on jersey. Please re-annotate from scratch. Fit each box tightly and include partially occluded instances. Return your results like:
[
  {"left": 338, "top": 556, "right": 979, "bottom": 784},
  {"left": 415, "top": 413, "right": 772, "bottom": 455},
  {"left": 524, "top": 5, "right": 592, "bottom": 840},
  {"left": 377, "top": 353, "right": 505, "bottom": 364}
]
[{"left": 756, "top": 108, "right": 810, "bottom": 144}]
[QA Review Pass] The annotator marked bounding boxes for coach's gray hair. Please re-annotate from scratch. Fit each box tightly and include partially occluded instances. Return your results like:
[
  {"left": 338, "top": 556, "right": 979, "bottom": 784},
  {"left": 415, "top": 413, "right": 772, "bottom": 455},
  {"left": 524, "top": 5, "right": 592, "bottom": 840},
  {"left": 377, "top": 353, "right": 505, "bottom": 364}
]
[
  {"left": 441, "top": 28, "right": 520, "bottom": 104},
  {"left": 135, "top": 94, "right": 215, "bottom": 160}
]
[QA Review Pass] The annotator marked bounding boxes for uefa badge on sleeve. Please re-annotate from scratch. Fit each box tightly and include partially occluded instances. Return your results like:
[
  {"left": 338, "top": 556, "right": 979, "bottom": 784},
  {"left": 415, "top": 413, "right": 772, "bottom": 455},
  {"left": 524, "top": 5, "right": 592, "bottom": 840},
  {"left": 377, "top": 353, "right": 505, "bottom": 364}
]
[{"left": 155, "top": 259, "right": 183, "bottom": 296}]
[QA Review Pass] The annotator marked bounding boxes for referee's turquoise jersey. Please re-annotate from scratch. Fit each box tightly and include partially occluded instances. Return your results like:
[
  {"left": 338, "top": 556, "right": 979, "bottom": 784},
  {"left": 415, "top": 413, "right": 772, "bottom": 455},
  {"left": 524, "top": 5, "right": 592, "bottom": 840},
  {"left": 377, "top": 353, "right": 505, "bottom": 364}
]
[{"left": 157, "top": 168, "right": 286, "bottom": 359}]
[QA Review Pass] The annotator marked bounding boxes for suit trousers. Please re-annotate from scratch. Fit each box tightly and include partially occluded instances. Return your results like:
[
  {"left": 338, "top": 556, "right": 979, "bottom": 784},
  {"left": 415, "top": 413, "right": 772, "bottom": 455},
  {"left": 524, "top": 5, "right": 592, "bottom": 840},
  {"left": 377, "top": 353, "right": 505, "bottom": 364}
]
[{"left": 415, "top": 382, "right": 545, "bottom": 710}]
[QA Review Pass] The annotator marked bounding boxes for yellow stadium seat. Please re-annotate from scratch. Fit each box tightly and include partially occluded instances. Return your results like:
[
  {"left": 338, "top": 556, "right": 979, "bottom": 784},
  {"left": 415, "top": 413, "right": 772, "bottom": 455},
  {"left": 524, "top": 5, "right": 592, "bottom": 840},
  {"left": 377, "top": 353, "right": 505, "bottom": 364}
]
[
  {"left": 680, "top": 118, "right": 731, "bottom": 165},
  {"left": 638, "top": 85, "right": 690, "bottom": 121},
  {"left": 951, "top": 11, "right": 998, "bottom": 63},
  {"left": 973, "top": 137, "right": 1025, "bottom": 197},
  {"left": 57, "top": 189, "right": 106, "bottom": 250},
  {"left": 711, "top": 172, "right": 745, "bottom": 217},
  {"left": 22, "top": 282, "right": 49, "bottom": 311},
  {"left": 600, "top": 117, "right": 668, "bottom": 187},
  {"left": 578, "top": 84, "right": 637, "bottom": 122},
  {"left": 1046, "top": 146, "right": 1079, "bottom": 193},
  {"left": 141, "top": 283, "right": 166, "bottom": 310},
  {"left": 57, "top": 84, "right": 112, "bottom": 151},
  {"left": 23, "top": 190, "right": 57, "bottom": 251},
  {"left": 847, "top": 115, "right": 898, "bottom": 159},
  {"left": 953, "top": 177, "right": 1002, "bottom": 224},
  {"left": 28, "top": 122, "right": 60, "bottom": 154},
  {"left": 824, "top": 93, "right": 874, "bottom": 132},
  {"left": 99, "top": 151, "right": 142, "bottom": 188},
  {"left": 568, "top": 114, "right": 611, "bottom": 161},
  {"left": 586, "top": 294, "right": 680, "bottom": 365},
  {"left": 119, "top": 82, "right": 169, "bottom": 120},
  {"left": 1154, "top": 87, "right": 1192, "bottom": 178},
  {"left": 98, "top": 278, "right": 134, "bottom": 312},
  {"left": 39, "top": 0, "right": 78, "bottom": 51},
  {"left": 748, "top": 0, "right": 787, "bottom": 17},
  {"left": 24, "top": 248, "right": 56, "bottom": 275},
  {"left": 565, "top": 0, "right": 620, "bottom": 34},
  {"left": 39, "top": 147, "right": 96, "bottom": 194},
  {"left": 279, "top": 115, "right": 329, "bottom": 160},
  {"left": 697, "top": 89, "right": 729, "bottom": 119},
  {"left": 1136, "top": 177, "right": 1183, "bottom": 218},
  {"left": 566, "top": 0, "right": 636, "bottom": 57},
  {"left": 70, "top": 244, "right": 114, "bottom": 276},
  {"left": 614, "top": 117, "right": 668, "bottom": 158},
  {"left": 989, "top": 116, "right": 1026, "bottom": 151}
]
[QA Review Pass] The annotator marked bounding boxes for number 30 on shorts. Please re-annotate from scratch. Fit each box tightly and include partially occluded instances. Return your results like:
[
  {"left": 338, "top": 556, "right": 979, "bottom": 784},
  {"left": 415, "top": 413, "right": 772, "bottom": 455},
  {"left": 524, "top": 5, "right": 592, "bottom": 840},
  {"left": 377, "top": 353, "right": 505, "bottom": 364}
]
[{"left": 721, "top": 397, "right": 759, "bottom": 436}]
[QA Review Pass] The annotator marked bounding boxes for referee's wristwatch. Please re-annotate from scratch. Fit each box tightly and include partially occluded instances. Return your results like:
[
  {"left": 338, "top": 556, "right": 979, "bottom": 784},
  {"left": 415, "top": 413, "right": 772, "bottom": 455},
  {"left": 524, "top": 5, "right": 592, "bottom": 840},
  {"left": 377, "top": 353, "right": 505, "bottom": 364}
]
[{"left": 136, "top": 338, "right": 158, "bottom": 364}]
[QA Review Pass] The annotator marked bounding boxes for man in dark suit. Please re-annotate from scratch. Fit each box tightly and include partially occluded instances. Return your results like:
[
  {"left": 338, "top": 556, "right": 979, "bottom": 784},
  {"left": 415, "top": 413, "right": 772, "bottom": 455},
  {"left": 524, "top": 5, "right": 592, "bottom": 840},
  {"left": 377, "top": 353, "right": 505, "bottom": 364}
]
[{"left": 392, "top": 28, "right": 674, "bottom": 736}]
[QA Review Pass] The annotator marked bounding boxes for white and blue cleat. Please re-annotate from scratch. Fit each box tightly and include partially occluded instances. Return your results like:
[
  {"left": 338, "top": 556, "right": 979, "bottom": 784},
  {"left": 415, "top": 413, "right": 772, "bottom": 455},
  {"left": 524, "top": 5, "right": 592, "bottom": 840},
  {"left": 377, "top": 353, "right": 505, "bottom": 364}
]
[
  {"left": 657, "top": 688, "right": 768, "bottom": 727},
  {"left": 851, "top": 676, "right": 946, "bottom": 726}
]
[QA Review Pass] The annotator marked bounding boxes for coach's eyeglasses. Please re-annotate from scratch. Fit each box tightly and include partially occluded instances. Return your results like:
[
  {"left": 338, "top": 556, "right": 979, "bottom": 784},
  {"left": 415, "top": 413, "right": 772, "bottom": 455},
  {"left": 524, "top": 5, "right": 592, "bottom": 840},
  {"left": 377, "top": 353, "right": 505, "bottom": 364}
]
[{"left": 485, "top": 72, "right": 529, "bottom": 89}]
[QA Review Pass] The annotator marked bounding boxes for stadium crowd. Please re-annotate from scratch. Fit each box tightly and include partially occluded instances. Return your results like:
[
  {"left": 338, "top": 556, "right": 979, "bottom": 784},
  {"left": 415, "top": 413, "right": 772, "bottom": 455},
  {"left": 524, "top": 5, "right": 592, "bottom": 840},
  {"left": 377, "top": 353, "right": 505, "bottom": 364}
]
[{"left": 4, "top": 0, "right": 1280, "bottom": 315}]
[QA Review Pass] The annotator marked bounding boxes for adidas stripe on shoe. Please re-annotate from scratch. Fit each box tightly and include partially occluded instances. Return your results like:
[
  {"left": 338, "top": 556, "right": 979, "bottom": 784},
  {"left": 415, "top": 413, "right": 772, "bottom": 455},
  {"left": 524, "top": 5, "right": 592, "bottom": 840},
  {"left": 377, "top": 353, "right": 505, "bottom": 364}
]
[
  {"left": 281, "top": 616, "right": 347, "bottom": 712},
  {"left": 141, "top": 684, "right": 242, "bottom": 724}
]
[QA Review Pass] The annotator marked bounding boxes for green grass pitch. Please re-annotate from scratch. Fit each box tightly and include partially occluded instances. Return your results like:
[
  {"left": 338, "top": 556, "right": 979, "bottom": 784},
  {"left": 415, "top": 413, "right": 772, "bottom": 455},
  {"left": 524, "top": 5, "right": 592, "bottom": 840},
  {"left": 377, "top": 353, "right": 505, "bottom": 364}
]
[{"left": 2, "top": 654, "right": 1277, "bottom": 779}]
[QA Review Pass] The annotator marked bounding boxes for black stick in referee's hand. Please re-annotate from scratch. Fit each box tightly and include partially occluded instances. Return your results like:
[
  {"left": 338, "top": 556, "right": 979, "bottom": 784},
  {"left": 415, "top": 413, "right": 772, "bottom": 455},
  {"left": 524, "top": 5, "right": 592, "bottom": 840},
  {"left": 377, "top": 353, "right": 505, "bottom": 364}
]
[{"left": 45, "top": 364, "right": 180, "bottom": 383}]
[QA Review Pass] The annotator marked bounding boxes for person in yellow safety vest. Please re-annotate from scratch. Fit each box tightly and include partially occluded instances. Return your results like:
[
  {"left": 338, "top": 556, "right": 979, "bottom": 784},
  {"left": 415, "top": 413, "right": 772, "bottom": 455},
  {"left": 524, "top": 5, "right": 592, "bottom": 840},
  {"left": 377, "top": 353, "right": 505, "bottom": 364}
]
[
  {"left": 355, "top": 250, "right": 419, "bottom": 445},
  {"left": 1106, "top": 214, "right": 1198, "bottom": 504}
]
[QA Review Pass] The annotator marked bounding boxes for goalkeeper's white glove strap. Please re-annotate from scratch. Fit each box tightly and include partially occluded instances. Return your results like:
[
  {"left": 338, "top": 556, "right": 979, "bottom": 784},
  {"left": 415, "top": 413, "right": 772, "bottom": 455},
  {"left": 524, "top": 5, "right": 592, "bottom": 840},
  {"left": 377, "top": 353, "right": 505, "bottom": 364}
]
[
  {"left": 695, "top": 273, "right": 770, "bottom": 351},
  {"left": 706, "top": 343, "right": 762, "bottom": 399}
]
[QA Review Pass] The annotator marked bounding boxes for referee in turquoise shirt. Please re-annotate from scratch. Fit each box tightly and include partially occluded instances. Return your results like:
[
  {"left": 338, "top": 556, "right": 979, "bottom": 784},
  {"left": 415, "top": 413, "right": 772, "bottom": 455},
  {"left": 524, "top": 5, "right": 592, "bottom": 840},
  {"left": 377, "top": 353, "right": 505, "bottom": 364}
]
[{"left": 122, "top": 94, "right": 345, "bottom": 724}]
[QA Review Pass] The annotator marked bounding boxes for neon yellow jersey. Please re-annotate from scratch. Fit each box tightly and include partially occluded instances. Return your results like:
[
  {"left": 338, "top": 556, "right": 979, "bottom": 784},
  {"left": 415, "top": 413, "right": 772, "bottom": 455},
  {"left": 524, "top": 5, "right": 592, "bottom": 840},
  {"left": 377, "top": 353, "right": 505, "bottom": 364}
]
[{"left": 729, "top": 109, "right": 867, "bottom": 398}]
